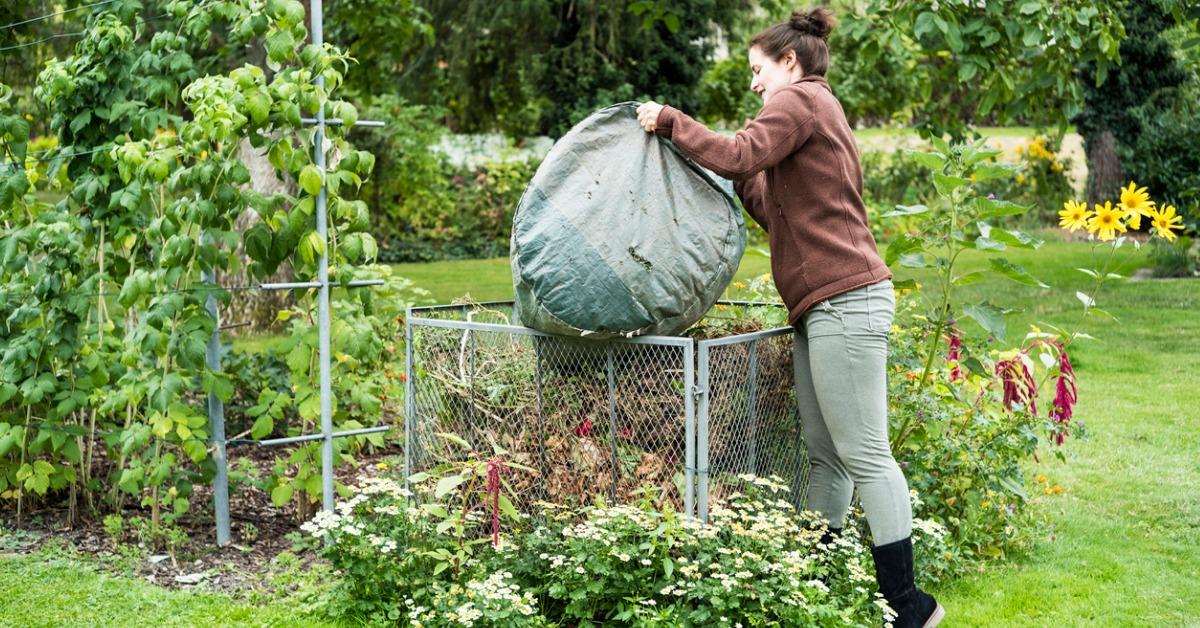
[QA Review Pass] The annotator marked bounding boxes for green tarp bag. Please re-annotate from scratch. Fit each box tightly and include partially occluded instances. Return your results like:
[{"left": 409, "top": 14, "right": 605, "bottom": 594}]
[{"left": 511, "top": 102, "right": 745, "bottom": 338}]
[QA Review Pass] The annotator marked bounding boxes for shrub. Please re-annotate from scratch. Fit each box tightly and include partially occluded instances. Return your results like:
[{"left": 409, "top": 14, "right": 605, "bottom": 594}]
[{"left": 307, "top": 470, "right": 954, "bottom": 626}]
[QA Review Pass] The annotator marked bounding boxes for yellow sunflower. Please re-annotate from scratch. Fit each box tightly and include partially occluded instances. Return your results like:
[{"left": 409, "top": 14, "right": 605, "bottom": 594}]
[
  {"left": 1118, "top": 181, "right": 1155, "bottom": 230},
  {"left": 1058, "top": 200, "right": 1091, "bottom": 232},
  {"left": 1087, "top": 201, "right": 1128, "bottom": 242},
  {"left": 1150, "top": 204, "right": 1184, "bottom": 242}
]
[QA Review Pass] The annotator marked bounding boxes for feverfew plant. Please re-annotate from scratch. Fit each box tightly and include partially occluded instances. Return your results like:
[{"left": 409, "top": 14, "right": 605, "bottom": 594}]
[{"left": 306, "top": 473, "right": 960, "bottom": 626}]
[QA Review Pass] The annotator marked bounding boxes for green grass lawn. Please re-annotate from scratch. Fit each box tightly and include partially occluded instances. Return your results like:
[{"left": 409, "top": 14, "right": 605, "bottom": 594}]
[
  {"left": 5, "top": 238, "right": 1196, "bottom": 625},
  {"left": 0, "top": 551, "right": 333, "bottom": 627}
]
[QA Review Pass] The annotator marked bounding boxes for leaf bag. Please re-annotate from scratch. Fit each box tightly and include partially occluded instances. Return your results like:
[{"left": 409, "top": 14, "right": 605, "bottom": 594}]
[{"left": 511, "top": 102, "right": 745, "bottom": 338}]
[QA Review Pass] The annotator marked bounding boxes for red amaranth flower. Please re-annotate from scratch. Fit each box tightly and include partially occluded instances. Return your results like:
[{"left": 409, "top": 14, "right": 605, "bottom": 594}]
[
  {"left": 996, "top": 356, "right": 1038, "bottom": 416},
  {"left": 486, "top": 456, "right": 507, "bottom": 548},
  {"left": 947, "top": 326, "right": 963, "bottom": 382},
  {"left": 1048, "top": 343, "right": 1077, "bottom": 445}
]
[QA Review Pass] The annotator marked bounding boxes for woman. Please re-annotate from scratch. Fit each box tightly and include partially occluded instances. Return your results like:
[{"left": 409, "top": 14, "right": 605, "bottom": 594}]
[{"left": 637, "top": 7, "right": 944, "bottom": 628}]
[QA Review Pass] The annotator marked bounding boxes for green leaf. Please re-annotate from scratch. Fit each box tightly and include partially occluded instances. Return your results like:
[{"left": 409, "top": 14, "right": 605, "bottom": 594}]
[
  {"left": 884, "top": 234, "right": 924, "bottom": 267},
  {"left": 247, "top": 91, "right": 271, "bottom": 124},
  {"left": 902, "top": 149, "right": 946, "bottom": 171},
  {"left": 963, "top": 357, "right": 986, "bottom": 376},
  {"left": 497, "top": 494, "right": 519, "bottom": 520},
  {"left": 1087, "top": 306, "right": 1118, "bottom": 321},
  {"left": 899, "top": 253, "right": 929, "bottom": 268},
  {"left": 883, "top": 204, "right": 930, "bottom": 218},
  {"left": 70, "top": 111, "right": 92, "bottom": 134},
  {"left": 435, "top": 474, "right": 467, "bottom": 499},
  {"left": 422, "top": 503, "right": 448, "bottom": 518},
  {"left": 975, "top": 197, "right": 1029, "bottom": 220},
  {"left": 962, "top": 302, "right": 1009, "bottom": 341},
  {"left": 998, "top": 475, "right": 1028, "bottom": 499},
  {"left": 305, "top": 472, "right": 322, "bottom": 497},
  {"left": 934, "top": 174, "right": 970, "bottom": 195},
  {"left": 974, "top": 236, "right": 1006, "bottom": 251},
  {"left": 990, "top": 258, "right": 1049, "bottom": 288},
  {"left": 957, "top": 62, "right": 977, "bottom": 82},
  {"left": 953, "top": 271, "right": 987, "bottom": 286},
  {"left": 271, "top": 483, "right": 294, "bottom": 506},
  {"left": 989, "top": 228, "right": 1041, "bottom": 249},
  {"left": 299, "top": 164, "right": 324, "bottom": 195},
  {"left": 265, "top": 29, "right": 296, "bottom": 64},
  {"left": 245, "top": 223, "right": 272, "bottom": 262},
  {"left": 435, "top": 432, "right": 472, "bottom": 449},
  {"left": 972, "top": 163, "right": 1015, "bottom": 182},
  {"left": 251, "top": 415, "right": 273, "bottom": 439},
  {"left": 330, "top": 101, "right": 358, "bottom": 128}
]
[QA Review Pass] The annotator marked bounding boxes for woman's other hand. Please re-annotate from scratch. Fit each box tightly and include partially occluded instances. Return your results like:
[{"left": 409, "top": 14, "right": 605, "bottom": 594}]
[{"left": 636, "top": 101, "right": 664, "bottom": 132}]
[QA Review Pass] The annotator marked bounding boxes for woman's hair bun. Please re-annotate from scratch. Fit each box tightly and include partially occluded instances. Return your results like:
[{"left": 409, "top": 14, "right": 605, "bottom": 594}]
[{"left": 789, "top": 7, "right": 835, "bottom": 39}]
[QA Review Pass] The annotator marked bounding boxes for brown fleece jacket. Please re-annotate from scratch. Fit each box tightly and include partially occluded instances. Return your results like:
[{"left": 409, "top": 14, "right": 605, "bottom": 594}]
[{"left": 654, "top": 75, "right": 891, "bottom": 324}]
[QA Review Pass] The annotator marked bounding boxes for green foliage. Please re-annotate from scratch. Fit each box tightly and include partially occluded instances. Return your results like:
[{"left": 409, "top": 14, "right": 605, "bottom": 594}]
[
  {"left": 1120, "top": 92, "right": 1200, "bottom": 226},
  {"left": 395, "top": 0, "right": 755, "bottom": 136},
  {"left": 1148, "top": 236, "right": 1200, "bottom": 277},
  {"left": 887, "top": 300, "right": 1056, "bottom": 567},
  {"left": 309, "top": 471, "right": 925, "bottom": 626},
  {"left": 975, "top": 136, "right": 1076, "bottom": 227},
  {"left": 376, "top": 155, "right": 541, "bottom": 264},
  {"left": 1073, "top": 0, "right": 1191, "bottom": 203},
  {"left": 0, "top": 0, "right": 418, "bottom": 528},
  {"left": 832, "top": 1, "right": 1125, "bottom": 139}
]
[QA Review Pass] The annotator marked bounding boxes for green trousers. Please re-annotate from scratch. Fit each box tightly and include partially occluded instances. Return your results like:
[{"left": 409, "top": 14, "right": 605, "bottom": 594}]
[{"left": 793, "top": 279, "right": 912, "bottom": 546}]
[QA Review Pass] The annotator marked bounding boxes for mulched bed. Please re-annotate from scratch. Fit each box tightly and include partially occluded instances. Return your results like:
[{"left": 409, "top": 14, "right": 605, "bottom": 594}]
[{"left": 0, "top": 441, "right": 398, "bottom": 596}]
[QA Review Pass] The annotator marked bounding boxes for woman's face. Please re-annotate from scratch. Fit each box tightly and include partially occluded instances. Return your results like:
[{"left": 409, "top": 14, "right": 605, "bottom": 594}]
[{"left": 748, "top": 46, "right": 802, "bottom": 106}]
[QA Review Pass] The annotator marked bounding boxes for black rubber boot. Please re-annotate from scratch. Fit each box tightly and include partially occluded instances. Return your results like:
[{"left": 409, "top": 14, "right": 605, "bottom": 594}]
[{"left": 871, "top": 537, "right": 945, "bottom": 628}]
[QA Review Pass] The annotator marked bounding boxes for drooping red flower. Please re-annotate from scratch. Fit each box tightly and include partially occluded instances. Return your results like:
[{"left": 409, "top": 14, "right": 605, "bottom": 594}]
[
  {"left": 947, "top": 326, "right": 963, "bottom": 382},
  {"left": 573, "top": 418, "right": 593, "bottom": 438},
  {"left": 1048, "top": 343, "right": 1077, "bottom": 445},
  {"left": 996, "top": 356, "right": 1038, "bottom": 416},
  {"left": 486, "top": 456, "right": 507, "bottom": 548}
]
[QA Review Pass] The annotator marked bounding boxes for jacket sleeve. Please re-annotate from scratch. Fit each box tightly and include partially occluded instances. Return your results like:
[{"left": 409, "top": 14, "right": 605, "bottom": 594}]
[
  {"left": 654, "top": 86, "right": 816, "bottom": 180},
  {"left": 734, "top": 172, "right": 769, "bottom": 232}
]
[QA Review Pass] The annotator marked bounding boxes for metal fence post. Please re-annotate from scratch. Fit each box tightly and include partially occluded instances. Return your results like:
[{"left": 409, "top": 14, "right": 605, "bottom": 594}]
[
  {"left": 203, "top": 268, "right": 231, "bottom": 546},
  {"left": 404, "top": 308, "right": 415, "bottom": 493},
  {"left": 683, "top": 341, "right": 695, "bottom": 518},
  {"left": 311, "top": 0, "right": 335, "bottom": 514},
  {"left": 696, "top": 342, "right": 711, "bottom": 522}
]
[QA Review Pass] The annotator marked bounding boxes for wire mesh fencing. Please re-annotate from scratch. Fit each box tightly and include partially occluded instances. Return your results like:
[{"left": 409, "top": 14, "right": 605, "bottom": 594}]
[{"left": 404, "top": 302, "right": 807, "bottom": 520}]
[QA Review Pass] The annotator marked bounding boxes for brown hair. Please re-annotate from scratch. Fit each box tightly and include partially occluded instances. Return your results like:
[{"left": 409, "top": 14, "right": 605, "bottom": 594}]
[{"left": 749, "top": 7, "right": 836, "bottom": 77}]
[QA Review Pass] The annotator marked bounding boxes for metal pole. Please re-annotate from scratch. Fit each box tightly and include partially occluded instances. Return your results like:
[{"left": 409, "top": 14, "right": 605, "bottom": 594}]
[
  {"left": 404, "top": 309, "right": 415, "bottom": 493},
  {"left": 203, "top": 268, "right": 230, "bottom": 546},
  {"left": 683, "top": 342, "right": 695, "bottom": 518},
  {"left": 255, "top": 425, "right": 390, "bottom": 447},
  {"left": 312, "top": 0, "right": 335, "bottom": 514},
  {"left": 697, "top": 344, "right": 711, "bottom": 522},
  {"left": 746, "top": 342, "right": 760, "bottom": 474},
  {"left": 605, "top": 344, "right": 619, "bottom": 501}
]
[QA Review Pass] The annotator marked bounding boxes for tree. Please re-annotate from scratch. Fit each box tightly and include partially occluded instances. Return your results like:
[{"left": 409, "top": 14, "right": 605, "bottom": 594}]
[
  {"left": 805, "top": 1, "right": 1125, "bottom": 140},
  {"left": 1073, "top": 0, "right": 1199, "bottom": 217}
]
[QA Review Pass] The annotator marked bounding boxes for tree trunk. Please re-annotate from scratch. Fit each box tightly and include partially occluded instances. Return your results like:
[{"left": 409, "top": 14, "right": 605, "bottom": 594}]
[
  {"left": 218, "top": 139, "right": 296, "bottom": 334},
  {"left": 1085, "top": 129, "right": 1126, "bottom": 206}
]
